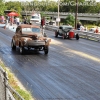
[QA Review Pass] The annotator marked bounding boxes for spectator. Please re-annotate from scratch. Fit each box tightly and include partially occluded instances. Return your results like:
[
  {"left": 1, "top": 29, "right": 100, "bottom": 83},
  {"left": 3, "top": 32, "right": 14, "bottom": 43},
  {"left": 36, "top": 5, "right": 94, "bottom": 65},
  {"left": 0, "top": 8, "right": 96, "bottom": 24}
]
[
  {"left": 95, "top": 27, "right": 99, "bottom": 33},
  {"left": 10, "top": 16, "right": 14, "bottom": 26},
  {"left": 5, "top": 16, "right": 8, "bottom": 25},
  {"left": 41, "top": 17, "right": 45, "bottom": 35},
  {"left": 77, "top": 22, "right": 81, "bottom": 30},
  {"left": 16, "top": 17, "right": 20, "bottom": 25},
  {"left": 23, "top": 18, "right": 27, "bottom": 24},
  {"left": 84, "top": 26, "right": 87, "bottom": 31},
  {"left": 14, "top": 17, "right": 16, "bottom": 24},
  {"left": 80, "top": 25, "right": 85, "bottom": 31},
  {"left": 41, "top": 17, "right": 45, "bottom": 28}
]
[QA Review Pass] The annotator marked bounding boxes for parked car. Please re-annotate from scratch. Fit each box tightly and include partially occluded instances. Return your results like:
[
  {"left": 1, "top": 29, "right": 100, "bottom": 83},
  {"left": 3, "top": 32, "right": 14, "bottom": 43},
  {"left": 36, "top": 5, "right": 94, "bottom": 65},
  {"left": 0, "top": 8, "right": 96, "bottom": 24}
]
[
  {"left": 11, "top": 24, "right": 51, "bottom": 54},
  {"left": 89, "top": 28, "right": 96, "bottom": 33},
  {"left": 89, "top": 27, "right": 100, "bottom": 33},
  {"left": 55, "top": 25, "right": 79, "bottom": 40}
]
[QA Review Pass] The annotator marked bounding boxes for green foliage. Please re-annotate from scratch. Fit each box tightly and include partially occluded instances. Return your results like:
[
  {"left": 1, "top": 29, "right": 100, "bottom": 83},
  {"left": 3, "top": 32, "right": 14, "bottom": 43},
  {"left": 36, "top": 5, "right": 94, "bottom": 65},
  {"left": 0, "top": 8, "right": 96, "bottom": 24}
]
[
  {"left": 40, "top": 12, "right": 46, "bottom": 18},
  {"left": 5, "top": 1, "right": 22, "bottom": 16},
  {"left": 4, "top": 0, "right": 100, "bottom": 16},
  {"left": 0, "top": 0, "right": 7, "bottom": 15},
  {"left": 64, "top": 14, "right": 75, "bottom": 26},
  {"left": 0, "top": 60, "right": 33, "bottom": 100},
  {"left": 60, "top": 0, "right": 100, "bottom": 13}
]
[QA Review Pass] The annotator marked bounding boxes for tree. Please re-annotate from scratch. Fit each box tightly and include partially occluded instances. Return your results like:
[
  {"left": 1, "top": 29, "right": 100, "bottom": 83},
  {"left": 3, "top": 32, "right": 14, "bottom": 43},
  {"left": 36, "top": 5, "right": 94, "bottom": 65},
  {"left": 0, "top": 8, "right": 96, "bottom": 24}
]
[
  {"left": 0, "top": 0, "right": 6, "bottom": 16},
  {"left": 5, "top": 1, "right": 22, "bottom": 15},
  {"left": 64, "top": 14, "right": 75, "bottom": 26}
]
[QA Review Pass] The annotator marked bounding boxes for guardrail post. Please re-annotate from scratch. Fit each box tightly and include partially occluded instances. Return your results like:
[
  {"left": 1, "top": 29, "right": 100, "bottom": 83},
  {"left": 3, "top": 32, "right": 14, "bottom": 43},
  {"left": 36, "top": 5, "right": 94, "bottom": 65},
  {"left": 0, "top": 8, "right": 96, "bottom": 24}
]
[{"left": 3, "top": 71, "right": 8, "bottom": 100}]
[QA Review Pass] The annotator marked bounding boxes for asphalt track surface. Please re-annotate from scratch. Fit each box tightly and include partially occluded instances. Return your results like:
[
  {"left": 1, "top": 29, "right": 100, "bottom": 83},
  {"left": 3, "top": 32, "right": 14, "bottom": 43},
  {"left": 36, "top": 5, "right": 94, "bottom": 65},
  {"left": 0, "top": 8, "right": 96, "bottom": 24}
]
[{"left": 0, "top": 27, "right": 100, "bottom": 100}]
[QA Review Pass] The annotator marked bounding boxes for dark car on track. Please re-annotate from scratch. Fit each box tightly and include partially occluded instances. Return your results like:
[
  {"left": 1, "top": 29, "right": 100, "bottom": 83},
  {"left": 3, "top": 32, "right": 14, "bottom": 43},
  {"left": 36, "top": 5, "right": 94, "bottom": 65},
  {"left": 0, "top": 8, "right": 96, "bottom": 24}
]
[
  {"left": 11, "top": 24, "right": 51, "bottom": 54},
  {"left": 55, "top": 25, "right": 79, "bottom": 40}
]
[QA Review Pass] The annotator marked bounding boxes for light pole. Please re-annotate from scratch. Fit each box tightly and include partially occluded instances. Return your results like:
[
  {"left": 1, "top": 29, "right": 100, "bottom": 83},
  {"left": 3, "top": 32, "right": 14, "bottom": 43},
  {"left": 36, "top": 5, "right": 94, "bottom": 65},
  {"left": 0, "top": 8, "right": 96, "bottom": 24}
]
[
  {"left": 75, "top": 0, "right": 78, "bottom": 29},
  {"left": 57, "top": 0, "right": 60, "bottom": 27}
]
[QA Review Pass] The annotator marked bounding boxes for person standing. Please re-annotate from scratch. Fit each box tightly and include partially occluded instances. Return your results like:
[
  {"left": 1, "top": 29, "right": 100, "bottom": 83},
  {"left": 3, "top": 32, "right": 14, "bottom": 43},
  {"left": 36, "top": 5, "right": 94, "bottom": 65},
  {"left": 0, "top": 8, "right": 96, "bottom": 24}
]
[
  {"left": 16, "top": 17, "right": 20, "bottom": 26},
  {"left": 95, "top": 27, "right": 99, "bottom": 33},
  {"left": 77, "top": 22, "right": 81, "bottom": 30},
  {"left": 5, "top": 16, "right": 8, "bottom": 25},
  {"left": 23, "top": 17, "right": 27, "bottom": 24},
  {"left": 41, "top": 17, "right": 45, "bottom": 35},
  {"left": 10, "top": 16, "right": 14, "bottom": 26},
  {"left": 41, "top": 17, "right": 45, "bottom": 28}
]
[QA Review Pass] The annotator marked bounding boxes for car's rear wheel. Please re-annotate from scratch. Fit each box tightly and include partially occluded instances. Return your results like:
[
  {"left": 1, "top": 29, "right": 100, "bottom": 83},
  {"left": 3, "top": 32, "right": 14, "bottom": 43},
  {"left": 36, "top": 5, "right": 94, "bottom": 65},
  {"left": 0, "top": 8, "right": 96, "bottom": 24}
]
[
  {"left": 55, "top": 31, "right": 58, "bottom": 37},
  {"left": 62, "top": 34, "right": 66, "bottom": 39},
  {"left": 19, "top": 47, "right": 25, "bottom": 54},
  {"left": 44, "top": 46, "right": 49, "bottom": 54},
  {"left": 11, "top": 40, "right": 16, "bottom": 50},
  {"left": 76, "top": 34, "right": 79, "bottom": 40}
]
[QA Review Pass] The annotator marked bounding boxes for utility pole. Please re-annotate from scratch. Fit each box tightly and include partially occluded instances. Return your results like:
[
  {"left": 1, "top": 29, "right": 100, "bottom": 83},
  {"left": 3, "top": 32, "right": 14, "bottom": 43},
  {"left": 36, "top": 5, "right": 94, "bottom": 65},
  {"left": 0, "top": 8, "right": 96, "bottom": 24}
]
[
  {"left": 57, "top": 0, "right": 60, "bottom": 27},
  {"left": 75, "top": 0, "right": 78, "bottom": 29}
]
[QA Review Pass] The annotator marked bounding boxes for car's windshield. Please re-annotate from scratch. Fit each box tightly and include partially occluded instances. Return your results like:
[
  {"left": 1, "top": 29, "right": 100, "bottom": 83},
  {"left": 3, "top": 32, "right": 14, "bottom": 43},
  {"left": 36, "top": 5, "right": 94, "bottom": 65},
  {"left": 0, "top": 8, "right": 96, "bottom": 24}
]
[
  {"left": 63, "top": 27, "right": 72, "bottom": 31},
  {"left": 22, "top": 28, "right": 40, "bottom": 33},
  {"left": 32, "top": 16, "right": 39, "bottom": 19},
  {"left": 63, "top": 27, "right": 72, "bottom": 30},
  {"left": 32, "top": 28, "right": 40, "bottom": 32}
]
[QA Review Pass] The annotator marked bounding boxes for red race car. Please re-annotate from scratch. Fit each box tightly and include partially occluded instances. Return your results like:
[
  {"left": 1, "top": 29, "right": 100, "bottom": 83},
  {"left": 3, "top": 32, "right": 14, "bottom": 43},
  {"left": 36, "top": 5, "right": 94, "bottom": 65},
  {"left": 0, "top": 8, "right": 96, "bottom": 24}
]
[{"left": 55, "top": 25, "right": 79, "bottom": 40}]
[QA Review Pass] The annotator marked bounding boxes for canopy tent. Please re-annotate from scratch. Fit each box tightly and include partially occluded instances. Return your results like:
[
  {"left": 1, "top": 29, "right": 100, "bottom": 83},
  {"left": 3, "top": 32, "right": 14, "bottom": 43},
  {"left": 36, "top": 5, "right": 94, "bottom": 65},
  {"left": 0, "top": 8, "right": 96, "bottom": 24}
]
[{"left": 7, "top": 12, "right": 19, "bottom": 16}]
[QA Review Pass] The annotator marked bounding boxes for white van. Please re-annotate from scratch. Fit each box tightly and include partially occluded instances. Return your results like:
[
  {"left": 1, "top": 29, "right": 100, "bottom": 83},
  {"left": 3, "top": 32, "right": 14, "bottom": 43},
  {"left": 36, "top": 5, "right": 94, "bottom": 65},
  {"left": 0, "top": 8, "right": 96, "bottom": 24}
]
[{"left": 30, "top": 13, "right": 41, "bottom": 24}]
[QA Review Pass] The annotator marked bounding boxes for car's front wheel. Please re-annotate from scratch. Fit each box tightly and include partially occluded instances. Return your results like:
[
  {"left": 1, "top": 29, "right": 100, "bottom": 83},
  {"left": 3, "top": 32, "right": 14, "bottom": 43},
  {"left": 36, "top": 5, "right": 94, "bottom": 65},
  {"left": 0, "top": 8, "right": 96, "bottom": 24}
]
[
  {"left": 62, "top": 34, "right": 66, "bottom": 39},
  {"left": 11, "top": 40, "right": 16, "bottom": 50},
  {"left": 76, "top": 34, "right": 79, "bottom": 40},
  {"left": 19, "top": 47, "right": 25, "bottom": 54},
  {"left": 44, "top": 46, "right": 49, "bottom": 54}
]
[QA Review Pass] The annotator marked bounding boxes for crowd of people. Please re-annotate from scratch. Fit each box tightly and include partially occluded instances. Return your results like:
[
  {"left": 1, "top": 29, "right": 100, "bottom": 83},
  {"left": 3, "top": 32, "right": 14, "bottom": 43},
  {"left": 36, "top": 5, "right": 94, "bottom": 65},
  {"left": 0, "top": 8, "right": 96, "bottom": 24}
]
[
  {"left": 76, "top": 22, "right": 100, "bottom": 33},
  {"left": 2, "top": 14, "right": 99, "bottom": 33},
  {"left": 77, "top": 22, "right": 87, "bottom": 31},
  {"left": 4, "top": 16, "right": 30, "bottom": 26}
]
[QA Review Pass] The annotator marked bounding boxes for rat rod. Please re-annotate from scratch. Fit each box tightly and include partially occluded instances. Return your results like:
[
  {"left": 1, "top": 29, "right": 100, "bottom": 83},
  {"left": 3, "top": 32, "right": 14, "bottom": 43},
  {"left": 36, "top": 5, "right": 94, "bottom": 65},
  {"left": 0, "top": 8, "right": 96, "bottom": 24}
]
[{"left": 11, "top": 24, "right": 51, "bottom": 54}]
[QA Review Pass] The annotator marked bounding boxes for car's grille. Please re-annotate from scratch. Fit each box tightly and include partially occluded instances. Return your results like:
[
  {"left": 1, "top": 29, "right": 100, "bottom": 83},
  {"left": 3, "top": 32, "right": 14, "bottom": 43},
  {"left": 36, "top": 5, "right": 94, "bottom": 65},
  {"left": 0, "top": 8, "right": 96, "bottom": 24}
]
[
  {"left": 28, "top": 40, "right": 45, "bottom": 46},
  {"left": 32, "top": 36, "right": 37, "bottom": 40}
]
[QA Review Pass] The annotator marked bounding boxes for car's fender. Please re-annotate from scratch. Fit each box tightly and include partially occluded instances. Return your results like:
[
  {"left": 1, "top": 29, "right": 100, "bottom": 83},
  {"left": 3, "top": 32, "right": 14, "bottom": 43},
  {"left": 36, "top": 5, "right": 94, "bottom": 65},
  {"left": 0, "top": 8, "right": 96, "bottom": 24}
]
[{"left": 45, "top": 38, "right": 51, "bottom": 46}]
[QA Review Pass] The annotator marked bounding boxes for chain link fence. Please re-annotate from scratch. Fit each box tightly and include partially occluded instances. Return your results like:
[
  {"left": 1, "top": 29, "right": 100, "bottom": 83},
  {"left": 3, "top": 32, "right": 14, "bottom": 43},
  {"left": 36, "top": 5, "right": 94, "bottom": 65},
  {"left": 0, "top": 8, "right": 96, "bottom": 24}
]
[{"left": 0, "top": 66, "right": 24, "bottom": 100}]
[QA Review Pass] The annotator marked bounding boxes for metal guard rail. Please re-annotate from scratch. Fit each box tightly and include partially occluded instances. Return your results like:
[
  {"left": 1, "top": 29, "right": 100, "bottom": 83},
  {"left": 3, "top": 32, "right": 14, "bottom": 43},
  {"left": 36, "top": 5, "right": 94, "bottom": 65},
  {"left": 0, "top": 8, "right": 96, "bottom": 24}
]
[{"left": 0, "top": 66, "right": 24, "bottom": 100}]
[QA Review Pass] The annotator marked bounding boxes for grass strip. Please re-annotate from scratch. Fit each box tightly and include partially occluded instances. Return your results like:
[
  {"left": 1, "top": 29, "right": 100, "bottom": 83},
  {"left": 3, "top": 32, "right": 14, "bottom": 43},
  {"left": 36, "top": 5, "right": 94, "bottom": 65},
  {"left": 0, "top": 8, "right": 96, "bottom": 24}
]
[{"left": 0, "top": 59, "right": 34, "bottom": 100}]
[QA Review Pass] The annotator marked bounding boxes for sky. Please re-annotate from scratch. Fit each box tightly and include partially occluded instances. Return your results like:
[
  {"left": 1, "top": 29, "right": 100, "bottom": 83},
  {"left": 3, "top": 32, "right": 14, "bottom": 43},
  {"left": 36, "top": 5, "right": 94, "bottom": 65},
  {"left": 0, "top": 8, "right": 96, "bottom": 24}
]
[
  {"left": 5, "top": 0, "right": 100, "bottom": 2},
  {"left": 5, "top": 0, "right": 57, "bottom": 1}
]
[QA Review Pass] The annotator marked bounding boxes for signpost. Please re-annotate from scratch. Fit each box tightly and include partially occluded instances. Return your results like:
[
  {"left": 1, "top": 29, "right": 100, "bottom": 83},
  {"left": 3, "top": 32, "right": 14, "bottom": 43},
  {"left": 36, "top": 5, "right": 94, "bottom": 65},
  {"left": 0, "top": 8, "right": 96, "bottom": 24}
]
[{"left": 56, "top": 18, "right": 60, "bottom": 22}]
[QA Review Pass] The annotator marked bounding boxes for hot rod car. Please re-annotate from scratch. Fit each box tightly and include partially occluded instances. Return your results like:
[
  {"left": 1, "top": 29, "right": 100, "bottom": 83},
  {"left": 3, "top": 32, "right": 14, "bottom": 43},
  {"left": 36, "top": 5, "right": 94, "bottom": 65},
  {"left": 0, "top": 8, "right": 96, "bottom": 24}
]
[
  {"left": 55, "top": 25, "right": 79, "bottom": 40},
  {"left": 11, "top": 24, "right": 51, "bottom": 54}
]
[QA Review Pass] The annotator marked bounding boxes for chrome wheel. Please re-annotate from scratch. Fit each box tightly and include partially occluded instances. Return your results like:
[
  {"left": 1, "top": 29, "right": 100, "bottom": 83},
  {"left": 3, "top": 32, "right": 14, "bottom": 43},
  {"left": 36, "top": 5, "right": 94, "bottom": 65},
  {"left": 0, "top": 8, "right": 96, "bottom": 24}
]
[{"left": 76, "top": 34, "right": 79, "bottom": 40}]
